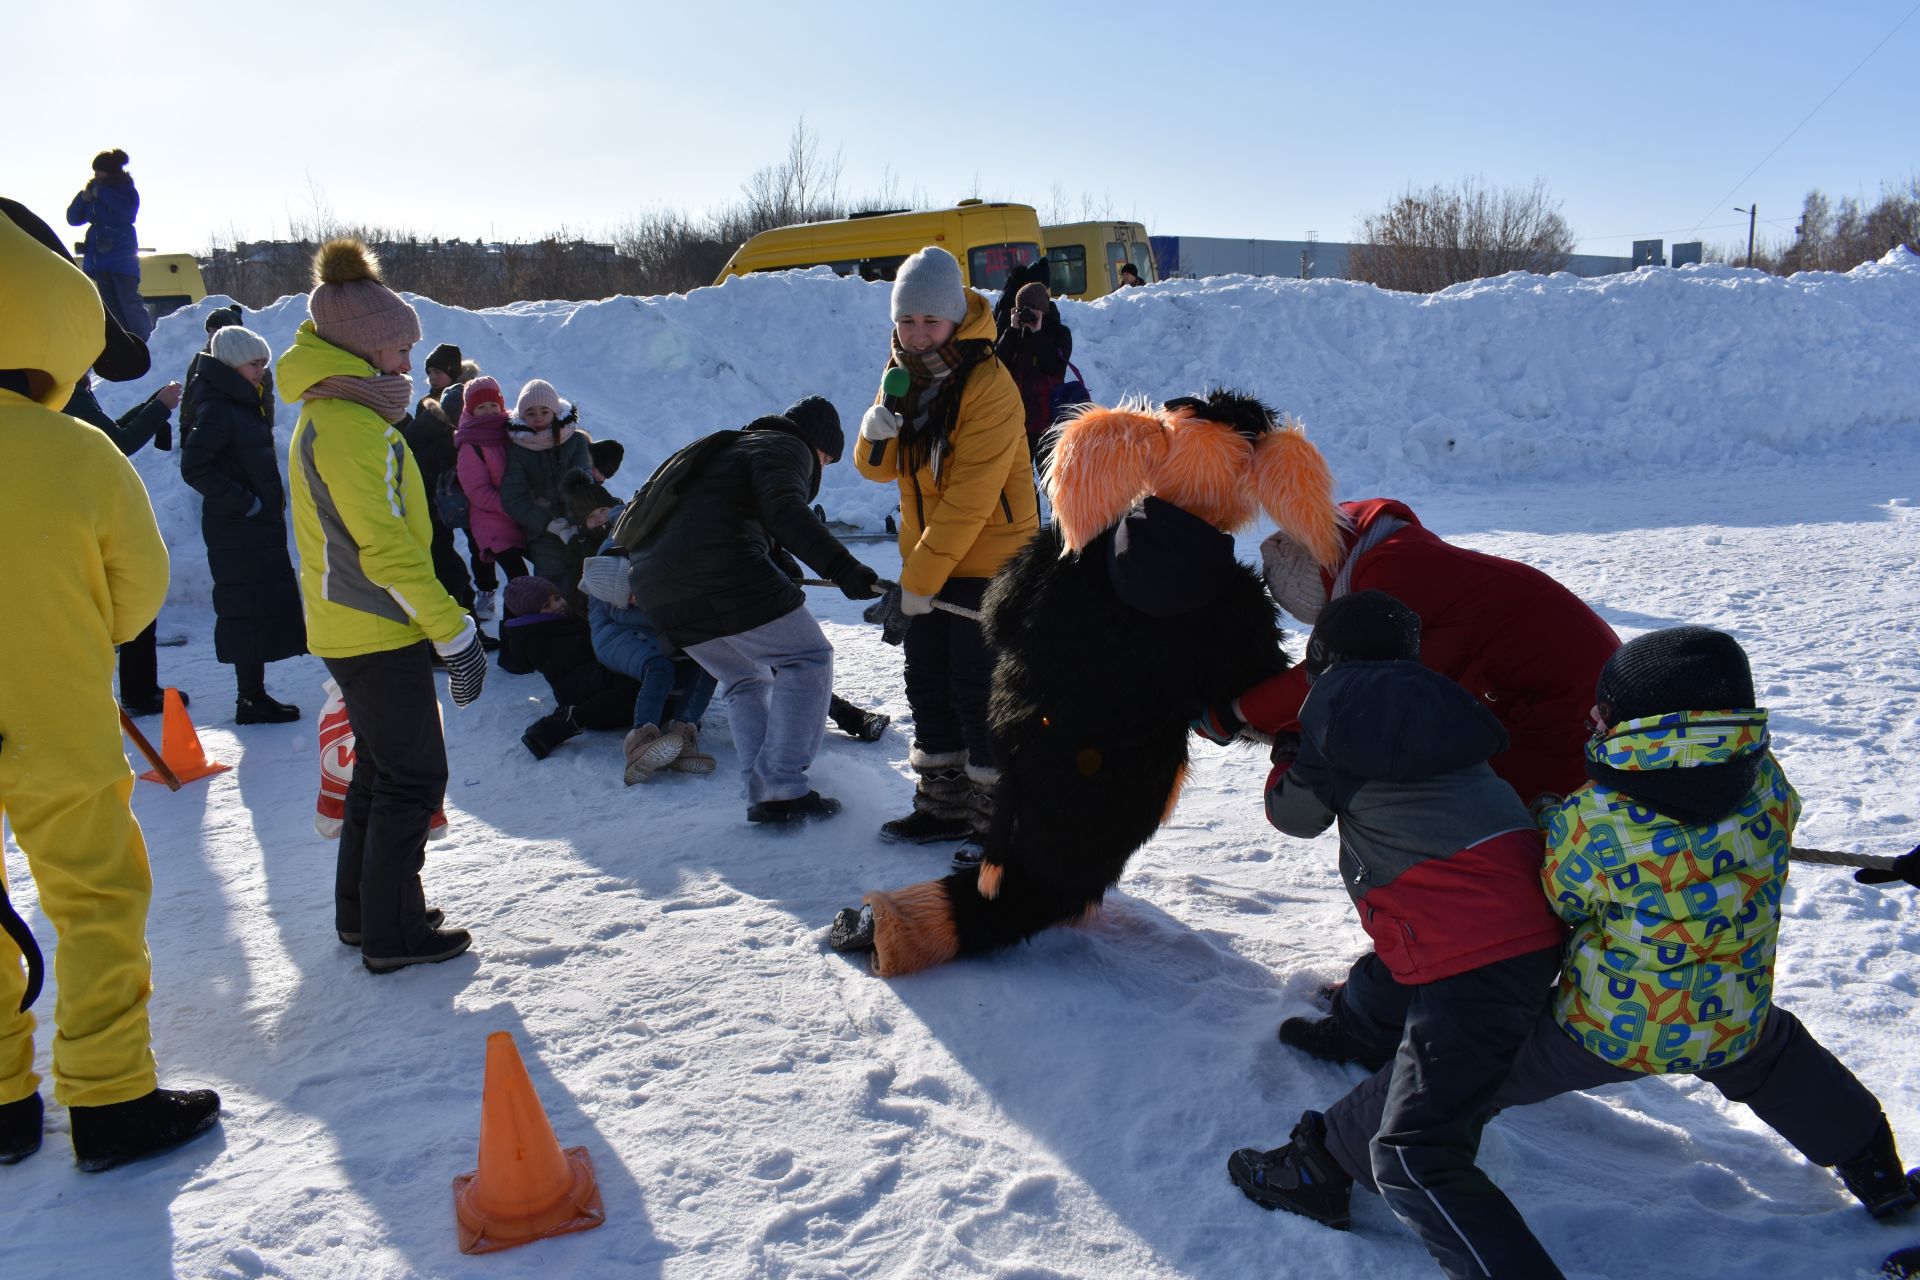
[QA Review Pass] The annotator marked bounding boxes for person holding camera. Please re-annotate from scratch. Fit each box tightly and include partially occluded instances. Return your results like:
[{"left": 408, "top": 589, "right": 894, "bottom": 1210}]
[
  {"left": 993, "top": 279, "right": 1073, "bottom": 467},
  {"left": 65, "top": 150, "right": 151, "bottom": 342}
]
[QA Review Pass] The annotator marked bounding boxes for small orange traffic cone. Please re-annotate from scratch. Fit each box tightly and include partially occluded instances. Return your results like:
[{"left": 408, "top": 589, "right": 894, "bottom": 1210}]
[
  {"left": 138, "top": 688, "right": 231, "bottom": 786},
  {"left": 452, "top": 1032, "right": 604, "bottom": 1255}
]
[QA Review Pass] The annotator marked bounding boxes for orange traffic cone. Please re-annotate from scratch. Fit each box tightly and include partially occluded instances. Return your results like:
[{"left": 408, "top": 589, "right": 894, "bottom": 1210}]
[
  {"left": 452, "top": 1032, "right": 604, "bottom": 1255},
  {"left": 138, "top": 688, "right": 231, "bottom": 785}
]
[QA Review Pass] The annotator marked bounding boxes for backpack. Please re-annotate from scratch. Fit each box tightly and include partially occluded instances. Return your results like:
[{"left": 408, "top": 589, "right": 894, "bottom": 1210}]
[
  {"left": 433, "top": 448, "right": 474, "bottom": 529},
  {"left": 1048, "top": 360, "right": 1092, "bottom": 424},
  {"left": 608, "top": 430, "right": 742, "bottom": 552}
]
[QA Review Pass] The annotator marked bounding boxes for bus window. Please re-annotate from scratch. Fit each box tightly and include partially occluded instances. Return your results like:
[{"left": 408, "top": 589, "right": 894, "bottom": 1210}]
[
  {"left": 1106, "top": 240, "right": 1133, "bottom": 291},
  {"left": 1047, "top": 246, "right": 1087, "bottom": 296},
  {"left": 968, "top": 242, "right": 1039, "bottom": 290},
  {"left": 859, "top": 255, "right": 908, "bottom": 282}
]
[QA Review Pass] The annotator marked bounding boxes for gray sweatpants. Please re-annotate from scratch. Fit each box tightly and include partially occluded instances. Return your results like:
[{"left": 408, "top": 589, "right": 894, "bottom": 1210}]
[{"left": 685, "top": 606, "right": 833, "bottom": 804}]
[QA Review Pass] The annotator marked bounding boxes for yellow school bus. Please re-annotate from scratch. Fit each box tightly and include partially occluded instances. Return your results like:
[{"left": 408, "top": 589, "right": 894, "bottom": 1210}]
[
  {"left": 137, "top": 252, "right": 207, "bottom": 320},
  {"left": 1042, "top": 222, "right": 1158, "bottom": 299},
  {"left": 713, "top": 201, "right": 1045, "bottom": 291}
]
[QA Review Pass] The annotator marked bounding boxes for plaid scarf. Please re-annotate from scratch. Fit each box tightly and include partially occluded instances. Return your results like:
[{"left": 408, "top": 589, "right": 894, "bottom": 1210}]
[
  {"left": 302, "top": 373, "right": 413, "bottom": 425},
  {"left": 888, "top": 332, "right": 993, "bottom": 481}
]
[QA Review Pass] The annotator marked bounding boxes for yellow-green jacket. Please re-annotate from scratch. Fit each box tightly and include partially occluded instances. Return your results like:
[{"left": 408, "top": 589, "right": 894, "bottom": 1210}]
[
  {"left": 0, "top": 215, "right": 168, "bottom": 790},
  {"left": 280, "top": 322, "right": 467, "bottom": 658},
  {"left": 855, "top": 292, "right": 1038, "bottom": 597}
]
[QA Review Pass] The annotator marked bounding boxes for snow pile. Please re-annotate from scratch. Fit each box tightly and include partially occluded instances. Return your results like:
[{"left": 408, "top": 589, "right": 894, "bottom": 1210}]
[{"left": 105, "top": 251, "right": 1920, "bottom": 606}]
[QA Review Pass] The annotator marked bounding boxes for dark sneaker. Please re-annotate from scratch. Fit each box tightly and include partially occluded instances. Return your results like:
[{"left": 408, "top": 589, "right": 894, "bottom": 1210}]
[
  {"left": 69, "top": 1087, "right": 221, "bottom": 1173},
  {"left": 1837, "top": 1118, "right": 1920, "bottom": 1219},
  {"left": 362, "top": 926, "right": 473, "bottom": 974},
  {"left": 748, "top": 792, "right": 842, "bottom": 824},
  {"left": 1278, "top": 1014, "right": 1396, "bottom": 1073},
  {"left": 828, "top": 905, "right": 875, "bottom": 953},
  {"left": 338, "top": 908, "right": 444, "bottom": 947},
  {"left": 0, "top": 1093, "right": 42, "bottom": 1165},
  {"left": 235, "top": 695, "right": 301, "bottom": 725},
  {"left": 522, "top": 709, "right": 580, "bottom": 760},
  {"left": 1883, "top": 1246, "right": 1920, "bottom": 1279},
  {"left": 878, "top": 810, "right": 970, "bottom": 844},
  {"left": 1227, "top": 1111, "right": 1354, "bottom": 1228},
  {"left": 950, "top": 840, "right": 986, "bottom": 872}
]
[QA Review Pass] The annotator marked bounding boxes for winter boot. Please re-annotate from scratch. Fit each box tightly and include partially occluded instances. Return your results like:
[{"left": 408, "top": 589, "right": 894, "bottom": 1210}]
[
  {"left": 879, "top": 748, "right": 971, "bottom": 844},
  {"left": 1227, "top": 1110, "right": 1354, "bottom": 1228},
  {"left": 235, "top": 694, "right": 301, "bottom": 725},
  {"left": 1836, "top": 1117, "right": 1920, "bottom": 1219},
  {"left": 829, "top": 694, "right": 890, "bottom": 743},
  {"left": 68, "top": 1087, "right": 221, "bottom": 1173},
  {"left": 1884, "top": 1247, "right": 1920, "bottom": 1279},
  {"left": 474, "top": 589, "right": 496, "bottom": 620},
  {"left": 1278, "top": 1014, "right": 1397, "bottom": 1073},
  {"left": 828, "top": 904, "right": 876, "bottom": 953},
  {"left": 748, "top": 791, "right": 843, "bottom": 824},
  {"left": 664, "top": 721, "right": 718, "bottom": 775},
  {"left": 0, "top": 1092, "right": 42, "bottom": 1164},
  {"left": 338, "top": 908, "right": 444, "bottom": 947},
  {"left": 522, "top": 707, "right": 581, "bottom": 760},
  {"left": 362, "top": 925, "right": 474, "bottom": 974},
  {"left": 123, "top": 688, "right": 187, "bottom": 717},
  {"left": 951, "top": 761, "right": 999, "bottom": 871},
  {"left": 622, "top": 723, "right": 684, "bottom": 785}
]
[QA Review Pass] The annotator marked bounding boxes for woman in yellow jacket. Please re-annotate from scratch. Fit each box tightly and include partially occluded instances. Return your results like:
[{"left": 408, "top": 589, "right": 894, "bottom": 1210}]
[
  {"left": 856, "top": 247, "right": 1039, "bottom": 866},
  {"left": 282, "top": 240, "right": 485, "bottom": 974},
  {"left": 0, "top": 209, "right": 220, "bottom": 1170}
]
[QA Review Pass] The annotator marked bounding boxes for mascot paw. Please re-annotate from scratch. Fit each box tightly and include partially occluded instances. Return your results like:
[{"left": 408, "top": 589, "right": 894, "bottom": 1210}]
[
  {"left": 977, "top": 862, "right": 1004, "bottom": 901},
  {"left": 828, "top": 905, "right": 876, "bottom": 953}
]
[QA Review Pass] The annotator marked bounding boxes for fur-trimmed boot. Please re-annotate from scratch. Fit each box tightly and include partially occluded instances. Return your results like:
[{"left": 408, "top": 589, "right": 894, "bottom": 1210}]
[
  {"left": 664, "top": 720, "right": 717, "bottom": 774},
  {"left": 951, "top": 762, "right": 999, "bottom": 870},
  {"left": 879, "top": 747, "right": 971, "bottom": 844},
  {"left": 622, "top": 723, "right": 685, "bottom": 785}
]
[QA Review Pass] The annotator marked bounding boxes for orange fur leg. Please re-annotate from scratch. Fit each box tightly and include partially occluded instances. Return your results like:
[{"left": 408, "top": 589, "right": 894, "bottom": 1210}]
[
  {"left": 865, "top": 881, "right": 961, "bottom": 978},
  {"left": 976, "top": 862, "right": 1004, "bottom": 901},
  {"left": 1159, "top": 763, "right": 1189, "bottom": 826}
]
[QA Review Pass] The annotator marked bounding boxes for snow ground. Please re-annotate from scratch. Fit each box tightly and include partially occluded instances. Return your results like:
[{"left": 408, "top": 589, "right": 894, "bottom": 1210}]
[{"left": 4, "top": 262, "right": 1919, "bottom": 1279}]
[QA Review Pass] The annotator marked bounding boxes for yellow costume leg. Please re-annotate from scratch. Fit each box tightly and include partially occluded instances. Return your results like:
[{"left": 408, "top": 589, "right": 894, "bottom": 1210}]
[
  {"left": 0, "top": 801, "right": 42, "bottom": 1107},
  {"left": 0, "top": 780, "right": 157, "bottom": 1107}
]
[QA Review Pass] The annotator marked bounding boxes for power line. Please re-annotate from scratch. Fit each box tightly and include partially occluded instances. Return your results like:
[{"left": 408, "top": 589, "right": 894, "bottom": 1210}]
[
  {"left": 1575, "top": 217, "right": 1796, "bottom": 248},
  {"left": 1685, "top": 0, "right": 1920, "bottom": 237}
]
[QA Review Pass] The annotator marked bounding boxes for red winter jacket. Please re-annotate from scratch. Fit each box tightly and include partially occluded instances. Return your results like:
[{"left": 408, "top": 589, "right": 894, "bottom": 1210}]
[{"left": 1239, "top": 498, "right": 1619, "bottom": 805}]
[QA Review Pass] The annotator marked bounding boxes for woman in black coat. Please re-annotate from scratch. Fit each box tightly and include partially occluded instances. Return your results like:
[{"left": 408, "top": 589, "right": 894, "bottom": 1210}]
[{"left": 179, "top": 326, "right": 308, "bottom": 723}]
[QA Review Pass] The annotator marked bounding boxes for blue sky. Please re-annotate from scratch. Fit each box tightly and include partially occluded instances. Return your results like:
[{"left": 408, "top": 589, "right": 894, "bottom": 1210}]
[{"left": 16, "top": 0, "right": 1917, "bottom": 264}]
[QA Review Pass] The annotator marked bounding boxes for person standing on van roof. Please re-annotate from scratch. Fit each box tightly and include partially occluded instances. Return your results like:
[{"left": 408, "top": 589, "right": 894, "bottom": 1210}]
[
  {"left": 65, "top": 150, "right": 152, "bottom": 342},
  {"left": 994, "top": 279, "right": 1073, "bottom": 456},
  {"left": 856, "top": 246, "right": 1040, "bottom": 869},
  {"left": 1118, "top": 262, "right": 1144, "bottom": 287}
]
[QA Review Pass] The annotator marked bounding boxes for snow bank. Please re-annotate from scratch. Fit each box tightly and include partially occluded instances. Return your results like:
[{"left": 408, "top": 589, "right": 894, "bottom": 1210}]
[{"left": 104, "top": 251, "right": 1920, "bottom": 606}]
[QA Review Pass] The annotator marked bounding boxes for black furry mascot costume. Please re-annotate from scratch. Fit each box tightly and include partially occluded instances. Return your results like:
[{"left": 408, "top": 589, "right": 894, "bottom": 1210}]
[{"left": 833, "top": 391, "right": 1346, "bottom": 977}]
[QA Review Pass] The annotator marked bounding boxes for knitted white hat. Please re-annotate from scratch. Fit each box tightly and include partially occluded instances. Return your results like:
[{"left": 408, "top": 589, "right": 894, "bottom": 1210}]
[
  {"left": 209, "top": 325, "right": 272, "bottom": 369},
  {"left": 891, "top": 247, "right": 968, "bottom": 324}
]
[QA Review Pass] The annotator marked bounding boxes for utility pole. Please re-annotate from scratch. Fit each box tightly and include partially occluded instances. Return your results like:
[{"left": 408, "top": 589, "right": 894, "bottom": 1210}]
[
  {"left": 1733, "top": 204, "right": 1757, "bottom": 267},
  {"left": 1302, "top": 231, "right": 1317, "bottom": 280}
]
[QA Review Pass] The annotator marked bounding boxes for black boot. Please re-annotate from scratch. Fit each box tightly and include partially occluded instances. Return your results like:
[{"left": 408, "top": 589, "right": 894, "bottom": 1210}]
[
  {"left": 747, "top": 791, "right": 842, "bottom": 824},
  {"left": 235, "top": 694, "right": 301, "bottom": 725},
  {"left": 829, "top": 695, "right": 890, "bottom": 743},
  {"left": 828, "top": 904, "right": 875, "bottom": 952},
  {"left": 123, "top": 689, "right": 187, "bottom": 717},
  {"left": 522, "top": 708, "right": 581, "bottom": 760},
  {"left": 362, "top": 925, "right": 473, "bottom": 974},
  {"left": 1836, "top": 1117, "right": 1920, "bottom": 1219},
  {"left": 69, "top": 1087, "right": 221, "bottom": 1172},
  {"left": 1884, "top": 1247, "right": 1920, "bottom": 1279},
  {"left": 338, "top": 908, "right": 444, "bottom": 947},
  {"left": 880, "top": 748, "right": 970, "bottom": 843},
  {"left": 1278, "top": 1014, "right": 1396, "bottom": 1072},
  {"left": 0, "top": 1092, "right": 42, "bottom": 1164},
  {"left": 1227, "top": 1110, "right": 1354, "bottom": 1228},
  {"left": 878, "top": 809, "right": 971, "bottom": 844}
]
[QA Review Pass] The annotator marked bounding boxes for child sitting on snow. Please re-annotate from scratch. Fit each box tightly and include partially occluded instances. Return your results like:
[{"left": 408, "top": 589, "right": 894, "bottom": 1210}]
[
  {"left": 1236, "top": 623, "right": 1920, "bottom": 1278},
  {"left": 499, "top": 576, "right": 645, "bottom": 760},
  {"left": 578, "top": 552, "right": 721, "bottom": 786}
]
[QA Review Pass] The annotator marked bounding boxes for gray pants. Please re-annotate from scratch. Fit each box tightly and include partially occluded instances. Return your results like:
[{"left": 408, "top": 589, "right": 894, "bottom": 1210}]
[
  {"left": 90, "top": 269, "right": 153, "bottom": 342},
  {"left": 685, "top": 606, "right": 833, "bottom": 804}
]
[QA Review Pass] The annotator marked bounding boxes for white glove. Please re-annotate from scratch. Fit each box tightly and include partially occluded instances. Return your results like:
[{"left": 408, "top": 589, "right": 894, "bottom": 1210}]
[
  {"left": 899, "top": 589, "right": 935, "bottom": 617},
  {"left": 546, "top": 517, "right": 578, "bottom": 541},
  {"left": 859, "top": 404, "right": 902, "bottom": 443}
]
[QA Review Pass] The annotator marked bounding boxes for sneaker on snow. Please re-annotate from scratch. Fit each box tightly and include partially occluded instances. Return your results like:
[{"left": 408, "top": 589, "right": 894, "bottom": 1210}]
[
  {"left": 950, "top": 840, "right": 986, "bottom": 872},
  {"left": 828, "top": 905, "right": 875, "bottom": 953},
  {"left": 1277, "top": 1014, "right": 1396, "bottom": 1073},
  {"left": 878, "top": 810, "right": 970, "bottom": 845},
  {"left": 623, "top": 723, "right": 685, "bottom": 785},
  {"left": 1227, "top": 1110, "right": 1353, "bottom": 1228},
  {"left": 747, "top": 791, "right": 842, "bottom": 824},
  {"left": 338, "top": 908, "right": 445, "bottom": 947},
  {"left": 0, "top": 1092, "right": 42, "bottom": 1164},
  {"left": 236, "top": 694, "right": 300, "bottom": 725},
  {"left": 362, "top": 926, "right": 473, "bottom": 974},
  {"left": 69, "top": 1087, "right": 221, "bottom": 1173},
  {"left": 474, "top": 589, "right": 497, "bottom": 620}
]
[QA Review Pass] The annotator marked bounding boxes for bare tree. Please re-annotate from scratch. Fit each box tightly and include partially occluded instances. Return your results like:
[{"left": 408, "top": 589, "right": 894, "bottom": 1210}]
[{"left": 1348, "top": 177, "right": 1574, "bottom": 292}]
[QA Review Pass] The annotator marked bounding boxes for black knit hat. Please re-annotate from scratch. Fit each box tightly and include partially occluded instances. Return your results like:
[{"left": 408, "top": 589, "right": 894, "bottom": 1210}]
[
  {"left": 204, "top": 303, "right": 244, "bottom": 333},
  {"left": 588, "top": 438, "right": 624, "bottom": 479},
  {"left": 1305, "top": 589, "right": 1422, "bottom": 680},
  {"left": 425, "top": 343, "right": 463, "bottom": 376},
  {"left": 1596, "top": 626, "right": 1754, "bottom": 723},
  {"left": 781, "top": 395, "right": 844, "bottom": 463}
]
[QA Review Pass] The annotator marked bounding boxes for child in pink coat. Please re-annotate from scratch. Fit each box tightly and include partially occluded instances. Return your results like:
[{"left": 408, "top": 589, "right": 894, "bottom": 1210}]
[{"left": 454, "top": 376, "right": 530, "bottom": 588}]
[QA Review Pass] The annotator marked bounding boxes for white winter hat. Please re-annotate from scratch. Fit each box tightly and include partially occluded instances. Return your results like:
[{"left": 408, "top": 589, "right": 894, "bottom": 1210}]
[
  {"left": 209, "top": 325, "right": 272, "bottom": 369},
  {"left": 891, "top": 247, "right": 968, "bottom": 324},
  {"left": 578, "top": 556, "right": 631, "bottom": 607},
  {"left": 1260, "top": 530, "right": 1331, "bottom": 623}
]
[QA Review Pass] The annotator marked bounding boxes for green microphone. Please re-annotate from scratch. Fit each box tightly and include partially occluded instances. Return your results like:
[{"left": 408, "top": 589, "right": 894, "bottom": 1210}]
[{"left": 870, "top": 367, "right": 912, "bottom": 465}]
